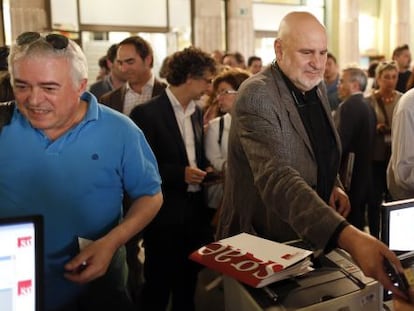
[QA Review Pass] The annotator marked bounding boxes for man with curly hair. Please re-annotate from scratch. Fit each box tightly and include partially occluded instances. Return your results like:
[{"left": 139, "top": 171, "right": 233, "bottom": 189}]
[{"left": 130, "top": 47, "right": 217, "bottom": 311}]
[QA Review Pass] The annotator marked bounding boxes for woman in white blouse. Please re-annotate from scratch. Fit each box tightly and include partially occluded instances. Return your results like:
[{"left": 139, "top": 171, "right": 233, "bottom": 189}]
[{"left": 204, "top": 68, "right": 250, "bottom": 210}]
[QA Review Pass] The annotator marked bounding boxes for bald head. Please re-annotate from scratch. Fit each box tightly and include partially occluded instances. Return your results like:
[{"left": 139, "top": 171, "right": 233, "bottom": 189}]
[
  {"left": 275, "top": 12, "right": 328, "bottom": 91},
  {"left": 278, "top": 12, "right": 325, "bottom": 42}
]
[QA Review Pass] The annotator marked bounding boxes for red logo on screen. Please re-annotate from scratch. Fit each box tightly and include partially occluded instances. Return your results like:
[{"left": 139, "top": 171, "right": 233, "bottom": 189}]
[
  {"left": 17, "top": 280, "right": 32, "bottom": 296},
  {"left": 17, "top": 236, "right": 32, "bottom": 247}
]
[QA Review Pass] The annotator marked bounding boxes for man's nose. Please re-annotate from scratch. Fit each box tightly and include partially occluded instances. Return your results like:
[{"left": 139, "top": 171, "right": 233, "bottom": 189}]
[
  {"left": 311, "top": 54, "right": 324, "bottom": 68},
  {"left": 119, "top": 62, "right": 128, "bottom": 72},
  {"left": 28, "top": 88, "right": 43, "bottom": 105}
]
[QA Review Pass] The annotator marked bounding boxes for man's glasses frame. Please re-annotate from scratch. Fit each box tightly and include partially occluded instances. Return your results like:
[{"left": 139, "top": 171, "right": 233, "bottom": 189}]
[{"left": 200, "top": 77, "right": 213, "bottom": 84}]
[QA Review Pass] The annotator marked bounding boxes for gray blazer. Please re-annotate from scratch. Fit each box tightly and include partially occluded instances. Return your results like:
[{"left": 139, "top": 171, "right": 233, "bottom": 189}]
[{"left": 217, "top": 65, "right": 345, "bottom": 251}]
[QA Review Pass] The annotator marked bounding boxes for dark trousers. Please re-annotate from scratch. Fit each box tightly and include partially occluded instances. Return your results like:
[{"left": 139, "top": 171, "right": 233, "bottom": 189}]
[
  {"left": 56, "top": 288, "right": 133, "bottom": 311},
  {"left": 346, "top": 174, "right": 372, "bottom": 231},
  {"left": 55, "top": 247, "right": 134, "bottom": 311},
  {"left": 123, "top": 194, "right": 144, "bottom": 306},
  {"left": 125, "top": 232, "right": 143, "bottom": 305},
  {"left": 347, "top": 195, "right": 367, "bottom": 230},
  {"left": 141, "top": 193, "right": 213, "bottom": 311},
  {"left": 368, "top": 160, "right": 389, "bottom": 238}
]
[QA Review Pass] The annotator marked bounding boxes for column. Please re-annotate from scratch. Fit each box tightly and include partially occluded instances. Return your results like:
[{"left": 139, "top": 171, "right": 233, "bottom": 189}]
[
  {"left": 8, "top": 0, "right": 48, "bottom": 42},
  {"left": 193, "top": 0, "right": 223, "bottom": 53},
  {"left": 379, "top": 0, "right": 410, "bottom": 58},
  {"left": 390, "top": 0, "right": 410, "bottom": 49},
  {"left": 226, "top": 0, "right": 254, "bottom": 62},
  {"left": 337, "top": 0, "right": 360, "bottom": 68}
]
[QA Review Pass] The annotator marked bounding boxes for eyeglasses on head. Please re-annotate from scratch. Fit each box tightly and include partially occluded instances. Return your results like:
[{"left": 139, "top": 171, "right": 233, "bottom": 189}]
[{"left": 16, "top": 32, "right": 69, "bottom": 50}]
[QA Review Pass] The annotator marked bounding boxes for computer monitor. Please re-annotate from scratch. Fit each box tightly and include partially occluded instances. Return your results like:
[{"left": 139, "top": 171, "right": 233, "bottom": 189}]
[
  {"left": 0, "top": 215, "right": 43, "bottom": 311},
  {"left": 381, "top": 199, "right": 414, "bottom": 301},
  {"left": 381, "top": 198, "right": 414, "bottom": 252}
]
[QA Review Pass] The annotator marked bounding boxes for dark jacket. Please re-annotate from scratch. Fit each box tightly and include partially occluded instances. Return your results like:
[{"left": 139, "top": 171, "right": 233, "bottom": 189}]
[
  {"left": 335, "top": 93, "right": 376, "bottom": 228},
  {"left": 100, "top": 79, "right": 167, "bottom": 112},
  {"left": 216, "top": 65, "right": 344, "bottom": 250},
  {"left": 130, "top": 91, "right": 208, "bottom": 228}
]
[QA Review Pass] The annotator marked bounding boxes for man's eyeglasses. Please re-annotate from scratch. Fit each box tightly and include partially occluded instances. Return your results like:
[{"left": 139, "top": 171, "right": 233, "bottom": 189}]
[
  {"left": 379, "top": 60, "right": 397, "bottom": 66},
  {"left": 216, "top": 89, "right": 238, "bottom": 97},
  {"left": 16, "top": 32, "right": 69, "bottom": 50},
  {"left": 200, "top": 77, "right": 213, "bottom": 84}
]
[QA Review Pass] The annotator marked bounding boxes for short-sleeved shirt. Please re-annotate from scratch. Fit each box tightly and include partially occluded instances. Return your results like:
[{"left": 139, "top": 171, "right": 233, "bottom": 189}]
[{"left": 0, "top": 92, "right": 161, "bottom": 310}]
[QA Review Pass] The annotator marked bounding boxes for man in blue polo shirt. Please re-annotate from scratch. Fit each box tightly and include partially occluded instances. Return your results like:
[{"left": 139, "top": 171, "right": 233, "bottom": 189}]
[{"left": 0, "top": 32, "right": 163, "bottom": 311}]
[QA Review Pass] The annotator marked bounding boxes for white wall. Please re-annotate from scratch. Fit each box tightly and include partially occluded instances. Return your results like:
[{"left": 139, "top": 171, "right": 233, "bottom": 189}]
[
  {"left": 79, "top": 0, "right": 167, "bottom": 27},
  {"left": 252, "top": 3, "right": 324, "bottom": 31}
]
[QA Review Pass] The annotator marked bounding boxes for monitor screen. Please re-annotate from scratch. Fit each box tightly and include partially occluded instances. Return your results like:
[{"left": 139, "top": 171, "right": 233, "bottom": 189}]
[
  {"left": 381, "top": 199, "right": 414, "bottom": 301},
  {"left": 381, "top": 199, "right": 414, "bottom": 252},
  {"left": 0, "top": 215, "right": 43, "bottom": 311}
]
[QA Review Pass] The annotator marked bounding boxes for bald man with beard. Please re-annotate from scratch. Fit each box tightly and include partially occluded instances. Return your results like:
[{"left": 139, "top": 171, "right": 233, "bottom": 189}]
[{"left": 217, "top": 11, "right": 406, "bottom": 298}]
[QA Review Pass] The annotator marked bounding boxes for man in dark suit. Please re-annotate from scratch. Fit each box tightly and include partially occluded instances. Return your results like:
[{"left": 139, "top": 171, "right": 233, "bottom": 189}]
[
  {"left": 130, "top": 47, "right": 217, "bottom": 311},
  {"left": 392, "top": 44, "right": 411, "bottom": 93},
  {"left": 89, "top": 43, "right": 126, "bottom": 100},
  {"left": 100, "top": 35, "right": 166, "bottom": 114},
  {"left": 324, "top": 52, "right": 340, "bottom": 112},
  {"left": 335, "top": 67, "right": 376, "bottom": 230},
  {"left": 99, "top": 35, "right": 166, "bottom": 306}
]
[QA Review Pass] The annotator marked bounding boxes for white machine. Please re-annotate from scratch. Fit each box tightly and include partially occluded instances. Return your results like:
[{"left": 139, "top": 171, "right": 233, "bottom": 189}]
[{"left": 223, "top": 248, "right": 383, "bottom": 311}]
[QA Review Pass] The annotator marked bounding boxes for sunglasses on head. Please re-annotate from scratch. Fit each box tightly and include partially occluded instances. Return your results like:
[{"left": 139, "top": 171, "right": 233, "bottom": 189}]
[
  {"left": 380, "top": 60, "right": 397, "bottom": 66},
  {"left": 16, "top": 32, "right": 69, "bottom": 50}
]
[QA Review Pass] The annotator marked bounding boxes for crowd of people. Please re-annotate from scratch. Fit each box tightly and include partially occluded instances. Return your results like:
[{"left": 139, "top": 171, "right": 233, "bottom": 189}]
[
  {"left": 325, "top": 43, "right": 414, "bottom": 238},
  {"left": 326, "top": 41, "right": 414, "bottom": 311},
  {"left": 1, "top": 10, "right": 414, "bottom": 311}
]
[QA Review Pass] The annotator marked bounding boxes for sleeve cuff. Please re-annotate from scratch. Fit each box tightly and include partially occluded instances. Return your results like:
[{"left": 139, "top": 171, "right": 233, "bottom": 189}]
[{"left": 325, "top": 220, "right": 350, "bottom": 253}]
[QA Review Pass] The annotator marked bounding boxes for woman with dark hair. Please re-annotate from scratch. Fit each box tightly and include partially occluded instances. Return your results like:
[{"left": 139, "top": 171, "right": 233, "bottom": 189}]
[{"left": 204, "top": 68, "right": 250, "bottom": 219}]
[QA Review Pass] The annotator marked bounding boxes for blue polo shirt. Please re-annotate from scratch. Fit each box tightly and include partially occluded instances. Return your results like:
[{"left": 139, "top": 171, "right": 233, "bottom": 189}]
[{"left": 0, "top": 92, "right": 161, "bottom": 309}]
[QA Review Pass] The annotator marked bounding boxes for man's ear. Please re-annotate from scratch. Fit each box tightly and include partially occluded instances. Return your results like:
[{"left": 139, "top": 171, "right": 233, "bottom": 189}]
[
  {"left": 352, "top": 81, "right": 361, "bottom": 93},
  {"left": 77, "top": 79, "right": 88, "bottom": 94},
  {"left": 145, "top": 55, "right": 153, "bottom": 68},
  {"left": 274, "top": 39, "right": 283, "bottom": 61},
  {"left": 186, "top": 74, "right": 195, "bottom": 85},
  {"left": 106, "top": 58, "right": 113, "bottom": 70}
]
